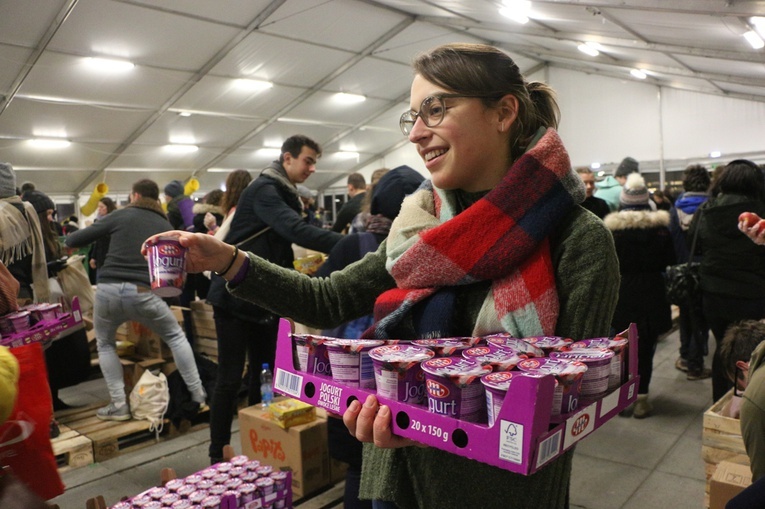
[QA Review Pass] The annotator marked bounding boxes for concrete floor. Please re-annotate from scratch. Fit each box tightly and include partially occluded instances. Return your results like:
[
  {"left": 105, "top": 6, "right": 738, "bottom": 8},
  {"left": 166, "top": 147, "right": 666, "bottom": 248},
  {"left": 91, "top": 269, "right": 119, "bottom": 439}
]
[{"left": 49, "top": 326, "right": 713, "bottom": 509}]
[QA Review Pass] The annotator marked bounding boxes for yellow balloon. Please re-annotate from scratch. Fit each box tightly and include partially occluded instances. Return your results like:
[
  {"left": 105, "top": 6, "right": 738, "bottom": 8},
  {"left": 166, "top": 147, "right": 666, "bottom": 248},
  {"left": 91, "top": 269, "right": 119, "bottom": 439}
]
[
  {"left": 81, "top": 182, "right": 109, "bottom": 216},
  {"left": 184, "top": 177, "right": 199, "bottom": 196}
]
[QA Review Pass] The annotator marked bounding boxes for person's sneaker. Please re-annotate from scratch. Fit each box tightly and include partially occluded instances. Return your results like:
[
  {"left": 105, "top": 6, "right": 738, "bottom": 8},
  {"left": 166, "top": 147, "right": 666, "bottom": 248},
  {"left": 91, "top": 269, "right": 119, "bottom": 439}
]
[
  {"left": 96, "top": 402, "right": 131, "bottom": 421},
  {"left": 687, "top": 367, "right": 713, "bottom": 381},
  {"left": 633, "top": 395, "right": 653, "bottom": 419},
  {"left": 674, "top": 357, "right": 688, "bottom": 372}
]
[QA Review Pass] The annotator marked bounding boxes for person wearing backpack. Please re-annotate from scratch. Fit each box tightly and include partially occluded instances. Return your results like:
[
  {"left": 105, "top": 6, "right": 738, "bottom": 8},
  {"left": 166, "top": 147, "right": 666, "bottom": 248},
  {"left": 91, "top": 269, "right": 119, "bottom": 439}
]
[{"left": 315, "top": 166, "right": 424, "bottom": 509}]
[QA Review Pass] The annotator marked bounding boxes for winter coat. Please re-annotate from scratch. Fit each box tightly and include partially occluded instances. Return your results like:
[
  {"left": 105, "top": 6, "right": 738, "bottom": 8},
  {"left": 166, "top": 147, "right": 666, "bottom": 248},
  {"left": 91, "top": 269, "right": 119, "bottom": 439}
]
[
  {"left": 594, "top": 175, "right": 622, "bottom": 212},
  {"left": 689, "top": 194, "right": 765, "bottom": 299},
  {"left": 191, "top": 202, "right": 223, "bottom": 234},
  {"left": 668, "top": 191, "right": 709, "bottom": 263},
  {"left": 605, "top": 208, "right": 675, "bottom": 340},
  {"left": 741, "top": 339, "right": 765, "bottom": 481}
]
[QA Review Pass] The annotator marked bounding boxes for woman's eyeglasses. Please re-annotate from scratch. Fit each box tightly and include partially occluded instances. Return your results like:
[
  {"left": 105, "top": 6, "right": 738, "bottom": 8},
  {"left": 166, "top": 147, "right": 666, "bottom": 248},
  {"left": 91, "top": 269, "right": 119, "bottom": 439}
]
[{"left": 399, "top": 93, "right": 500, "bottom": 135}]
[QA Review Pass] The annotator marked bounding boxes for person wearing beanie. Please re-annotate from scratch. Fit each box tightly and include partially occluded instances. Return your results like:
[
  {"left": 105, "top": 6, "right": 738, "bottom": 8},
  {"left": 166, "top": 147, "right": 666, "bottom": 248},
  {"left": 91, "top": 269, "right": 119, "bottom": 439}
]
[
  {"left": 595, "top": 156, "right": 640, "bottom": 212},
  {"left": 0, "top": 162, "right": 50, "bottom": 303},
  {"left": 604, "top": 172, "right": 675, "bottom": 418},
  {"left": 315, "top": 164, "right": 425, "bottom": 509},
  {"left": 23, "top": 190, "right": 55, "bottom": 216},
  {"left": 164, "top": 179, "right": 194, "bottom": 230}
]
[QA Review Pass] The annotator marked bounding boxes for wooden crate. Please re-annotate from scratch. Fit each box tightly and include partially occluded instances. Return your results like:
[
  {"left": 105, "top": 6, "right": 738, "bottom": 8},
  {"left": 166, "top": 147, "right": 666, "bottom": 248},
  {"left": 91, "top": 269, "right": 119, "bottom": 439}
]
[
  {"left": 702, "top": 389, "right": 751, "bottom": 506},
  {"left": 51, "top": 423, "right": 94, "bottom": 473}
]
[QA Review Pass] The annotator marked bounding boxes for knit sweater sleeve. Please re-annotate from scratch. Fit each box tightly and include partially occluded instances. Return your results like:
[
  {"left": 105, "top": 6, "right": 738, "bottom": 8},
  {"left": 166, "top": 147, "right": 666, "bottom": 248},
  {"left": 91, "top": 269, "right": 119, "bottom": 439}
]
[{"left": 229, "top": 240, "right": 395, "bottom": 329}]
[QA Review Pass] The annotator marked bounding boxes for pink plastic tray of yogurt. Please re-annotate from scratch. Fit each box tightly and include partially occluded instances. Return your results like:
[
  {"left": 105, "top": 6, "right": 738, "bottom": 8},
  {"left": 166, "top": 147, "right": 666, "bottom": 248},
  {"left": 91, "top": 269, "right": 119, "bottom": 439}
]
[{"left": 273, "top": 319, "right": 640, "bottom": 476}]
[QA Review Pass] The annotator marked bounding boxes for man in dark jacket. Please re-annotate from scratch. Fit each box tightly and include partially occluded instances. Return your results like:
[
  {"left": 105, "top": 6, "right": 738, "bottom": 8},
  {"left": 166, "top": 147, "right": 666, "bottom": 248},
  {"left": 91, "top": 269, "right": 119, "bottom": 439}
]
[
  {"left": 66, "top": 179, "right": 206, "bottom": 421},
  {"left": 205, "top": 134, "right": 342, "bottom": 463},
  {"left": 575, "top": 167, "right": 609, "bottom": 219},
  {"left": 164, "top": 179, "right": 194, "bottom": 230},
  {"left": 332, "top": 172, "right": 366, "bottom": 233}
]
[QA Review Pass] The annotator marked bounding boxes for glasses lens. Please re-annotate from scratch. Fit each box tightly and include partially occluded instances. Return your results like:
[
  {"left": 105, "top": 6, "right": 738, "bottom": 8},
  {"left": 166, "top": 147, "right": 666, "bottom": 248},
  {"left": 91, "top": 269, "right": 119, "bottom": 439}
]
[
  {"left": 400, "top": 111, "right": 416, "bottom": 135},
  {"left": 421, "top": 96, "right": 445, "bottom": 128}
]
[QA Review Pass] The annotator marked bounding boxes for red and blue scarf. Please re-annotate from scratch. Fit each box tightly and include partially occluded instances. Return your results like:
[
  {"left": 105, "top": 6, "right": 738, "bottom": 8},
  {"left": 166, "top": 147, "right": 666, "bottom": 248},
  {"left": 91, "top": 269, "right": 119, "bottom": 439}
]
[{"left": 363, "top": 128, "right": 584, "bottom": 340}]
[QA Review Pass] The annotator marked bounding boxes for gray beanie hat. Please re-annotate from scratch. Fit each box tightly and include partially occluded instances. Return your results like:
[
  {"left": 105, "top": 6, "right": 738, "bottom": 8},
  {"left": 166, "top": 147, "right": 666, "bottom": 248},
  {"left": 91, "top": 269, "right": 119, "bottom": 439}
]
[
  {"left": 164, "top": 180, "right": 184, "bottom": 198},
  {"left": 615, "top": 157, "right": 640, "bottom": 178},
  {"left": 619, "top": 173, "right": 650, "bottom": 208},
  {"left": 0, "top": 162, "right": 17, "bottom": 198}
]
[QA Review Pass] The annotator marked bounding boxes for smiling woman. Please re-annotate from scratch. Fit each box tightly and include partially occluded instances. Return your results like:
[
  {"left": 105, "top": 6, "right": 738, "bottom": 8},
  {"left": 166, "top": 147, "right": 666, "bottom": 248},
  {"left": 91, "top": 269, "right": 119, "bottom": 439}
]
[{"left": 144, "top": 43, "right": 621, "bottom": 509}]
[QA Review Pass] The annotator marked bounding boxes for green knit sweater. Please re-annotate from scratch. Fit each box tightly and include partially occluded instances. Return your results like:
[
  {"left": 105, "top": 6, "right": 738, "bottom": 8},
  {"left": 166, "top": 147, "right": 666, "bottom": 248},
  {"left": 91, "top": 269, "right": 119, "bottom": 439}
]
[{"left": 231, "top": 206, "right": 620, "bottom": 509}]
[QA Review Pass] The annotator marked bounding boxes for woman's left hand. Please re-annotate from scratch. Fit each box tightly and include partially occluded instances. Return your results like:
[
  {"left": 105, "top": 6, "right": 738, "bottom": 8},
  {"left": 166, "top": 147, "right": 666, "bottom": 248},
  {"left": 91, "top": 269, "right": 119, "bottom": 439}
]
[
  {"left": 738, "top": 220, "right": 765, "bottom": 245},
  {"left": 343, "top": 394, "right": 426, "bottom": 449}
]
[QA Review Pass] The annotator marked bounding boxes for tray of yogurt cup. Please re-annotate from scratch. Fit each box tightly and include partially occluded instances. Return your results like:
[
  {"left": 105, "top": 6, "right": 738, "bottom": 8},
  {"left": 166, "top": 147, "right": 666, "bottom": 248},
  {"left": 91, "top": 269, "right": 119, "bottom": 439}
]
[
  {"left": 273, "top": 319, "right": 639, "bottom": 475},
  {"left": 0, "top": 296, "right": 84, "bottom": 348}
]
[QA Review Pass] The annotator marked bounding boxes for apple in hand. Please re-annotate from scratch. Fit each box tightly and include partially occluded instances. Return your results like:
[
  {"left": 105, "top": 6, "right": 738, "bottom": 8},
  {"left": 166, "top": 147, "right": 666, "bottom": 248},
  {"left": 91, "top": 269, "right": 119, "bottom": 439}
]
[
  {"left": 754, "top": 219, "right": 765, "bottom": 235},
  {"left": 739, "top": 212, "right": 761, "bottom": 228}
]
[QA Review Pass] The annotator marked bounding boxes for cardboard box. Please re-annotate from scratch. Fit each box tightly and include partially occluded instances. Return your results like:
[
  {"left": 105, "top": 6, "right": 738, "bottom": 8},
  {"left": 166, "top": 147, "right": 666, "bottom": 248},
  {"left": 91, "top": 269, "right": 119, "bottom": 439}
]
[
  {"left": 239, "top": 403, "right": 331, "bottom": 498},
  {"left": 273, "top": 318, "right": 640, "bottom": 476},
  {"left": 709, "top": 461, "right": 752, "bottom": 509}
]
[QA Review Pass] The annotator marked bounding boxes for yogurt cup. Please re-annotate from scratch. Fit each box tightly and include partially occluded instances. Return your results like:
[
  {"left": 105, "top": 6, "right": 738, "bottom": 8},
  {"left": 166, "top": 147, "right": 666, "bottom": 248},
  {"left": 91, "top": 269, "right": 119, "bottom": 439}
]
[
  {"left": 412, "top": 338, "right": 474, "bottom": 357},
  {"left": 146, "top": 235, "right": 187, "bottom": 297},
  {"left": 171, "top": 500, "right": 193, "bottom": 509},
  {"left": 292, "top": 333, "right": 333, "bottom": 376},
  {"left": 200, "top": 495, "right": 221, "bottom": 508},
  {"left": 480, "top": 371, "right": 546, "bottom": 426},
  {"left": 551, "top": 348, "right": 615, "bottom": 400},
  {"left": 522, "top": 336, "right": 572, "bottom": 355},
  {"left": 269, "top": 470, "right": 288, "bottom": 491},
  {"left": 567, "top": 337, "right": 629, "bottom": 390},
  {"left": 164, "top": 478, "right": 185, "bottom": 492},
  {"left": 230, "top": 454, "right": 249, "bottom": 467},
  {"left": 325, "top": 339, "right": 384, "bottom": 389},
  {"left": 368, "top": 344, "right": 434, "bottom": 405},
  {"left": 485, "top": 336, "right": 545, "bottom": 358},
  {"left": 420, "top": 357, "right": 492, "bottom": 422},
  {"left": 7, "top": 311, "right": 30, "bottom": 332},
  {"left": 237, "top": 483, "right": 257, "bottom": 504},
  {"left": 256, "top": 476, "right": 275, "bottom": 495},
  {"left": 160, "top": 493, "right": 181, "bottom": 506},
  {"left": 175, "top": 484, "right": 196, "bottom": 498},
  {"left": 517, "top": 357, "right": 587, "bottom": 415},
  {"left": 255, "top": 465, "right": 273, "bottom": 476},
  {"left": 462, "top": 345, "right": 524, "bottom": 371}
]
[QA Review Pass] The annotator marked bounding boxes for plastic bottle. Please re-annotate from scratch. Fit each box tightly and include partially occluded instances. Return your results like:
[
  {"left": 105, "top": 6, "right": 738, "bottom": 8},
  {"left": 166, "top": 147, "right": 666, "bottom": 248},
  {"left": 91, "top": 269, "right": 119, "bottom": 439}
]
[{"left": 260, "top": 363, "right": 273, "bottom": 408}]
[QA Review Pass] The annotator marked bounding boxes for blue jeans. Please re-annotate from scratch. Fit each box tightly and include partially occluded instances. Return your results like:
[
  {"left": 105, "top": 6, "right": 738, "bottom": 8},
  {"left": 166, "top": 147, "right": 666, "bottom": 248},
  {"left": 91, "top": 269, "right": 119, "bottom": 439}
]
[{"left": 94, "top": 282, "right": 203, "bottom": 404}]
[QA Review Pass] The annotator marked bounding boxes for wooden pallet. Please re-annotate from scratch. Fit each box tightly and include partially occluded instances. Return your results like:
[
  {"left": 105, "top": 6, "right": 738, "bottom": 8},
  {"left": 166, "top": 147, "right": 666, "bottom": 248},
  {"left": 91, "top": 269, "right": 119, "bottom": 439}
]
[
  {"left": 51, "top": 423, "right": 94, "bottom": 473},
  {"left": 294, "top": 482, "right": 344, "bottom": 509}
]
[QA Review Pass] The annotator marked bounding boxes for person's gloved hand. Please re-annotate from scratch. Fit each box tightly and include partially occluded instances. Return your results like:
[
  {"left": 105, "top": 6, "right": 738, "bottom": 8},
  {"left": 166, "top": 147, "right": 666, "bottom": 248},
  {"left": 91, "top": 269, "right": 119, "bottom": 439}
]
[{"left": 203, "top": 212, "right": 217, "bottom": 232}]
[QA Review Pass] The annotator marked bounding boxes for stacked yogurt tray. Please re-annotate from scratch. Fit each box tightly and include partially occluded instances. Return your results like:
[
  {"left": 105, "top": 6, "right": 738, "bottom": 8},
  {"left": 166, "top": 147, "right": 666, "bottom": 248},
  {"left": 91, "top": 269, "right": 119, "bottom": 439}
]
[
  {"left": 0, "top": 296, "right": 84, "bottom": 348},
  {"left": 110, "top": 457, "right": 293, "bottom": 508},
  {"left": 273, "top": 319, "right": 640, "bottom": 476}
]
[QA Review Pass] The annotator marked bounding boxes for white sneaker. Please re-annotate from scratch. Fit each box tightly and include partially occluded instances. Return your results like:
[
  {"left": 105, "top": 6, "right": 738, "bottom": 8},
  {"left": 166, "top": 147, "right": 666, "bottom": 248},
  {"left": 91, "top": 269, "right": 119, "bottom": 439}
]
[{"left": 96, "top": 402, "right": 131, "bottom": 421}]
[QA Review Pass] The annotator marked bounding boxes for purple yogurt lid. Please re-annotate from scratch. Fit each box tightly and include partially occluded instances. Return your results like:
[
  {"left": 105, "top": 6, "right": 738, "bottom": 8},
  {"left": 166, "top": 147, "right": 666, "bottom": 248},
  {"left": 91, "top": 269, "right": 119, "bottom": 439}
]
[
  {"left": 369, "top": 344, "right": 434, "bottom": 366},
  {"left": 517, "top": 357, "right": 588, "bottom": 382},
  {"left": 324, "top": 339, "right": 384, "bottom": 353},
  {"left": 550, "top": 348, "right": 615, "bottom": 363},
  {"left": 256, "top": 476, "right": 275, "bottom": 487},
  {"left": 412, "top": 338, "right": 474, "bottom": 357},
  {"left": 462, "top": 345, "right": 524, "bottom": 371},
  {"left": 420, "top": 356, "right": 492, "bottom": 386},
  {"left": 480, "top": 371, "right": 516, "bottom": 391},
  {"left": 292, "top": 333, "right": 333, "bottom": 345},
  {"left": 485, "top": 336, "right": 545, "bottom": 358},
  {"left": 522, "top": 336, "right": 572, "bottom": 351},
  {"left": 570, "top": 337, "right": 628, "bottom": 350}
]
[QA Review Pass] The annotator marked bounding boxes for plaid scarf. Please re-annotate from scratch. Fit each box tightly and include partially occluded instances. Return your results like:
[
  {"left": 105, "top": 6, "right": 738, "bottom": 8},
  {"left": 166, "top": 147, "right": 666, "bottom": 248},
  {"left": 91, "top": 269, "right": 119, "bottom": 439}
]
[
  {"left": 363, "top": 128, "right": 584, "bottom": 339},
  {"left": 0, "top": 197, "right": 50, "bottom": 303}
]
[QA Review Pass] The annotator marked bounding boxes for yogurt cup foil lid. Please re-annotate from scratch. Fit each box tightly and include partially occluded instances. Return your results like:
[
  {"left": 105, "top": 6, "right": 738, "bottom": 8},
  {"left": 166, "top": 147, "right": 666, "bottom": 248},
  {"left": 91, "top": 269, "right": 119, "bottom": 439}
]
[
  {"left": 551, "top": 348, "right": 615, "bottom": 362},
  {"left": 421, "top": 356, "right": 492, "bottom": 386},
  {"left": 325, "top": 339, "right": 384, "bottom": 353},
  {"left": 517, "top": 357, "right": 588, "bottom": 378},
  {"left": 369, "top": 344, "right": 434, "bottom": 364},
  {"left": 462, "top": 345, "right": 524, "bottom": 369},
  {"left": 485, "top": 336, "right": 545, "bottom": 357},
  {"left": 292, "top": 333, "right": 334, "bottom": 345},
  {"left": 522, "top": 336, "right": 572, "bottom": 350}
]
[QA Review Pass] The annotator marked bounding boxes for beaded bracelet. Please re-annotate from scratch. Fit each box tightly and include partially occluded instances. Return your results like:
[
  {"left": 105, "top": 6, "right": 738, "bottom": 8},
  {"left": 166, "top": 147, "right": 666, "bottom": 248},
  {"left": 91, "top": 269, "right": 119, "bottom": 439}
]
[{"left": 214, "top": 245, "right": 238, "bottom": 277}]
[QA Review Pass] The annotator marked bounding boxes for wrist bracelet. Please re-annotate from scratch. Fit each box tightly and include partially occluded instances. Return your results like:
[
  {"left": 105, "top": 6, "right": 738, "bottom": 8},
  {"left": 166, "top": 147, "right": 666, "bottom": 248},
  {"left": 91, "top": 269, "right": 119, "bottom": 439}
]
[{"left": 214, "top": 245, "right": 238, "bottom": 277}]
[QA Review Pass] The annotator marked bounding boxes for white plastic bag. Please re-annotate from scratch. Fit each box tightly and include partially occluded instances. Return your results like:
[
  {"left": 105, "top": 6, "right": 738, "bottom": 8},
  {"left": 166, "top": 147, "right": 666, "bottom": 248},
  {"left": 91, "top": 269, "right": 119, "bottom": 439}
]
[{"left": 129, "top": 369, "right": 169, "bottom": 435}]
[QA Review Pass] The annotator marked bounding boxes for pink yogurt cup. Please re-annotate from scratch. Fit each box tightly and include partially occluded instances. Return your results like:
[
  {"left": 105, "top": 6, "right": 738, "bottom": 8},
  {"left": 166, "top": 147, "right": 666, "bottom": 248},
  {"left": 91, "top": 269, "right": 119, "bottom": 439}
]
[
  {"left": 368, "top": 344, "right": 434, "bottom": 405},
  {"left": 411, "top": 338, "right": 474, "bottom": 357},
  {"left": 146, "top": 236, "right": 187, "bottom": 297},
  {"left": 462, "top": 345, "right": 524, "bottom": 371},
  {"left": 551, "top": 348, "right": 615, "bottom": 400},
  {"left": 485, "top": 336, "right": 545, "bottom": 358},
  {"left": 8, "top": 310, "right": 31, "bottom": 332},
  {"left": 325, "top": 339, "right": 384, "bottom": 388},
  {"left": 292, "top": 334, "right": 333, "bottom": 376},
  {"left": 420, "top": 357, "right": 492, "bottom": 422},
  {"left": 567, "top": 337, "right": 629, "bottom": 390},
  {"left": 517, "top": 357, "right": 587, "bottom": 415},
  {"left": 480, "top": 371, "right": 546, "bottom": 426},
  {"left": 521, "top": 336, "right": 572, "bottom": 355}
]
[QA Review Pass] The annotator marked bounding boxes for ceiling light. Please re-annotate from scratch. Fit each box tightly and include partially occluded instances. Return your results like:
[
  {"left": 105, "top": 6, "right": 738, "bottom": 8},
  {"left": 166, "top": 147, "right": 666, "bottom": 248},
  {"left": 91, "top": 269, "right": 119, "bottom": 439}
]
[
  {"left": 178, "top": 112, "right": 192, "bottom": 117},
  {"left": 630, "top": 69, "right": 647, "bottom": 80},
  {"left": 709, "top": 151, "right": 722, "bottom": 158},
  {"left": 590, "top": 162, "right": 601, "bottom": 169},
  {"left": 597, "top": 171, "right": 605, "bottom": 177},
  {"left": 234, "top": 79, "right": 274, "bottom": 91},
  {"left": 164, "top": 144, "right": 198, "bottom": 153},
  {"left": 577, "top": 42, "right": 600, "bottom": 57},
  {"left": 333, "top": 92, "right": 366, "bottom": 104},
  {"left": 256, "top": 148, "right": 282, "bottom": 158},
  {"left": 743, "top": 30, "right": 765, "bottom": 49},
  {"left": 83, "top": 57, "right": 135, "bottom": 72},
  {"left": 751, "top": 16, "right": 765, "bottom": 35},
  {"left": 499, "top": 0, "right": 531, "bottom": 24},
  {"left": 336, "top": 151, "right": 359, "bottom": 159},
  {"left": 27, "top": 138, "right": 71, "bottom": 148}
]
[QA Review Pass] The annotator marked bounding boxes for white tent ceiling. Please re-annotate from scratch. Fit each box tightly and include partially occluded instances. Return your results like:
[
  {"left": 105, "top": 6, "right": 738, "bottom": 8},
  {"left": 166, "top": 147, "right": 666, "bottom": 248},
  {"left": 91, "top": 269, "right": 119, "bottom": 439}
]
[{"left": 1, "top": 0, "right": 764, "bottom": 201}]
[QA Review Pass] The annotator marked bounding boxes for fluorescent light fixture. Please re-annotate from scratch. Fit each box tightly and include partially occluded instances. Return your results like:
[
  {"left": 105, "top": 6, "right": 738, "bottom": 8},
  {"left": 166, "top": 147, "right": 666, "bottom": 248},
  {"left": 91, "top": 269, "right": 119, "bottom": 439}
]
[
  {"left": 178, "top": 112, "right": 192, "bottom": 117},
  {"left": 27, "top": 138, "right": 71, "bottom": 148},
  {"left": 709, "top": 151, "right": 722, "bottom": 158},
  {"left": 630, "top": 69, "right": 647, "bottom": 80},
  {"left": 590, "top": 162, "right": 601, "bottom": 169},
  {"left": 597, "top": 171, "right": 605, "bottom": 177},
  {"left": 83, "top": 57, "right": 135, "bottom": 72},
  {"left": 751, "top": 16, "right": 765, "bottom": 36},
  {"left": 577, "top": 42, "right": 600, "bottom": 57},
  {"left": 333, "top": 92, "right": 366, "bottom": 104},
  {"left": 234, "top": 79, "right": 274, "bottom": 91},
  {"left": 743, "top": 30, "right": 765, "bottom": 49},
  {"left": 163, "top": 144, "right": 198, "bottom": 153},
  {"left": 336, "top": 151, "right": 359, "bottom": 159},
  {"left": 256, "top": 148, "right": 282, "bottom": 158},
  {"left": 499, "top": 0, "right": 531, "bottom": 24}
]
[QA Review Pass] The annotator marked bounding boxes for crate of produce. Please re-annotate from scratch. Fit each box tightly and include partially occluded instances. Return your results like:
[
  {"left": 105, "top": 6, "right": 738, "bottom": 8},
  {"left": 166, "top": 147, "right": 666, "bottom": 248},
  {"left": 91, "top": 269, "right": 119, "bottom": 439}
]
[{"left": 273, "top": 318, "right": 639, "bottom": 476}]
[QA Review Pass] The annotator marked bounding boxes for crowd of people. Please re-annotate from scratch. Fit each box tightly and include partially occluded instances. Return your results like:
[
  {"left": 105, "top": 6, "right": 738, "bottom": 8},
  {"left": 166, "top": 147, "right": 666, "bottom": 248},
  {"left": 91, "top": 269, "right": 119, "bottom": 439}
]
[{"left": 3, "top": 41, "right": 765, "bottom": 509}]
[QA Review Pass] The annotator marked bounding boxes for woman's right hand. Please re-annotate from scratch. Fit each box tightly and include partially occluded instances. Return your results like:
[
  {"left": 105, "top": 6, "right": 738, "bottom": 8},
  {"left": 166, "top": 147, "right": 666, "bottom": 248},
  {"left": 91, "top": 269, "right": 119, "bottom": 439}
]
[
  {"left": 343, "top": 394, "right": 426, "bottom": 449},
  {"left": 142, "top": 231, "right": 238, "bottom": 275}
]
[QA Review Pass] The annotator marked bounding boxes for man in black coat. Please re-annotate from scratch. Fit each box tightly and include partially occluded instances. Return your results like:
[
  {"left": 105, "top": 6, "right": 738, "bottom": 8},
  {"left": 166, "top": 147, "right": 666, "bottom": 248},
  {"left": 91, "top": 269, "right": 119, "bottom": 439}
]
[{"left": 576, "top": 167, "right": 610, "bottom": 219}]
